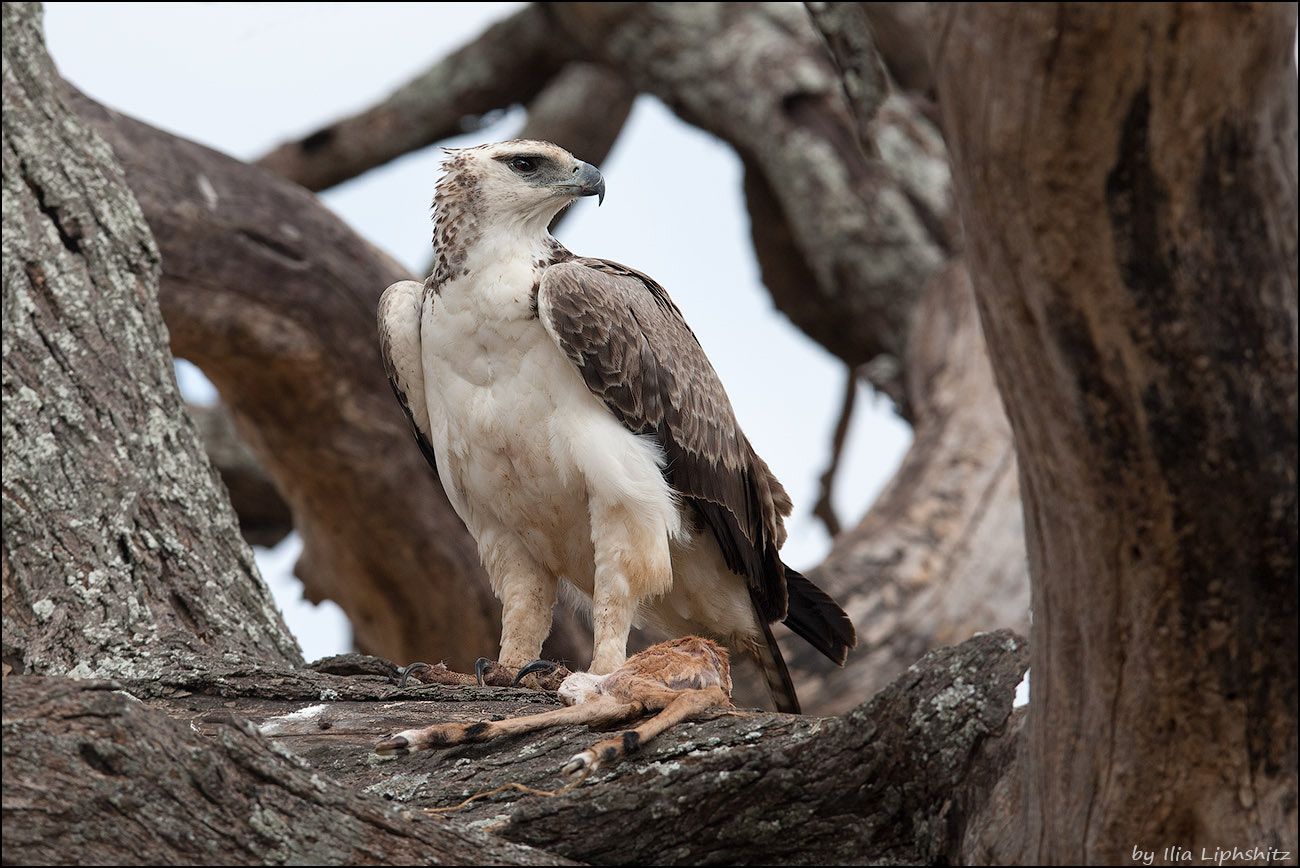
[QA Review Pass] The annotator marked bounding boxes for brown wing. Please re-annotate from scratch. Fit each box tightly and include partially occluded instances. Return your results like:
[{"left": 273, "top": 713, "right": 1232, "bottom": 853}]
[{"left": 537, "top": 257, "right": 793, "bottom": 621}]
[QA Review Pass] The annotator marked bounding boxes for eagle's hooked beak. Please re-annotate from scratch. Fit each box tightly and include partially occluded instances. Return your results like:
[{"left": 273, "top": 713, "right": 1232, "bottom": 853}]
[{"left": 555, "top": 161, "right": 605, "bottom": 206}]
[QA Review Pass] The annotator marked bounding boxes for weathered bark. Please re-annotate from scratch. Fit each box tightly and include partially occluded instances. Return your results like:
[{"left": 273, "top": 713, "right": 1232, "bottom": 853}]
[
  {"left": 1, "top": 675, "right": 573, "bottom": 866},
  {"left": 932, "top": 4, "right": 1298, "bottom": 862},
  {"left": 1, "top": 1, "right": 300, "bottom": 678},
  {"left": 1, "top": 630, "right": 1028, "bottom": 866}
]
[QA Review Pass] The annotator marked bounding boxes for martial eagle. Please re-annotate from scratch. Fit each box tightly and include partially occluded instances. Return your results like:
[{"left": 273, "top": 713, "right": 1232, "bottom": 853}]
[{"left": 377, "top": 140, "right": 855, "bottom": 712}]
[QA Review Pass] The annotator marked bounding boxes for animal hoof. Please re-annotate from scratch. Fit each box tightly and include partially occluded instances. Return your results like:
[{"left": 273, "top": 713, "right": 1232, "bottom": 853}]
[{"left": 561, "top": 750, "right": 596, "bottom": 778}]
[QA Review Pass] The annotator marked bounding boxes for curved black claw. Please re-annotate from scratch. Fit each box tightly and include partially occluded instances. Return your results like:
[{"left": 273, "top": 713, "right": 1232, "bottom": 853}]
[
  {"left": 474, "top": 657, "right": 495, "bottom": 687},
  {"left": 398, "top": 661, "right": 432, "bottom": 688},
  {"left": 513, "top": 659, "right": 561, "bottom": 686}
]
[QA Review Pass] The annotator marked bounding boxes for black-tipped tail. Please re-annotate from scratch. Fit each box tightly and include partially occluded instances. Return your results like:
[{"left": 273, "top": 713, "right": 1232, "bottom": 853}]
[{"left": 782, "top": 567, "right": 857, "bottom": 666}]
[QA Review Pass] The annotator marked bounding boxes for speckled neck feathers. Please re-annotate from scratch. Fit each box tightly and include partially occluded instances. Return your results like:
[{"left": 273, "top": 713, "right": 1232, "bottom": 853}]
[
  {"left": 430, "top": 149, "right": 483, "bottom": 288},
  {"left": 428, "top": 146, "right": 574, "bottom": 290}
]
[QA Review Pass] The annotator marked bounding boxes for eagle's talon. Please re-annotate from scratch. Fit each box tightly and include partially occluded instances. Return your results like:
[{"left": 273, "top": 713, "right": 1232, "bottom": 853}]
[
  {"left": 513, "top": 658, "right": 559, "bottom": 686},
  {"left": 474, "top": 657, "right": 495, "bottom": 687},
  {"left": 397, "top": 662, "right": 432, "bottom": 687}
]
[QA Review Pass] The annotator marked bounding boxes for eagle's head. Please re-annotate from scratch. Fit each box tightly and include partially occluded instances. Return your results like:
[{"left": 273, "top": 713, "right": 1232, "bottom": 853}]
[
  {"left": 429, "top": 140, "right": 604, "bottom": 285},
  {"left": 434, "top": 140, "right": 604, "bottom": 237}
]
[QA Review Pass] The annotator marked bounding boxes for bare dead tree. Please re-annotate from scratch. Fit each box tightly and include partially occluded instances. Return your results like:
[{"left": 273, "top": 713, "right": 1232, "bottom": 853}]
[{"left": 4, "top": 1, "right": 1295, "bottom": 864}]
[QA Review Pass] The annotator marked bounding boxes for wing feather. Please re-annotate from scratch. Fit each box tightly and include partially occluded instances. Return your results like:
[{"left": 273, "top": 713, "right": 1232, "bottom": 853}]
[
  {"left": 537, "top": 258, "right": 793, "bottom": 621},
  {"left": 377, "top": 280, "right": 440, "bottom": 474}
]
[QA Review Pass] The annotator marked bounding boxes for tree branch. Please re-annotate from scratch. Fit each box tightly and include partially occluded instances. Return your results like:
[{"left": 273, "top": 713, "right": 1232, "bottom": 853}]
[
  {"left": 256, "top": 4, "right": 572, "bottom": 191},
  {"left": 2, "top": 629, "right": 1027, "bottom": 865}
]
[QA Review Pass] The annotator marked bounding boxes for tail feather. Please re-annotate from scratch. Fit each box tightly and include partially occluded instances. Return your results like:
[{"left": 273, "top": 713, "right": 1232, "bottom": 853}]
[
  {"left": 782, "top": 566, "right": 857, "bottom": 666},
  {"left": 753, "top": 619, "right": 800, "bottom": 714}
]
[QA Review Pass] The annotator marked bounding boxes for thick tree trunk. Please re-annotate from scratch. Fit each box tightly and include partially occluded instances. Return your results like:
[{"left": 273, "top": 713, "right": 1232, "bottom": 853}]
[
  {"left": 2, "top": 1, "right": 300, "bottom": 678},
  {"left": 932, "top": 4, "right": 1298, "bottom": 862}
]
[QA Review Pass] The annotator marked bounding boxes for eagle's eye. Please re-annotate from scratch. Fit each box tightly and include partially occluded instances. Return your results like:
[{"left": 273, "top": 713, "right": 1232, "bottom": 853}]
[{"left": 509, "top": 157, "right": 539, "bottom": 175}]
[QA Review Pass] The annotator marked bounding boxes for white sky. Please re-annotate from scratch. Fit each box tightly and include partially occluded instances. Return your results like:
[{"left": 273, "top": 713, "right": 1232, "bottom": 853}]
[{"left": 42, "top": 2, "right": 911, "bottom": 661}]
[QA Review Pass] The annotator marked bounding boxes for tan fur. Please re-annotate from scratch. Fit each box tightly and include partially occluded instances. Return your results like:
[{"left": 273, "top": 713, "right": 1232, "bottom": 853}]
[{"left": 375, "top": 637, "right": 734, "bottom": 777}]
